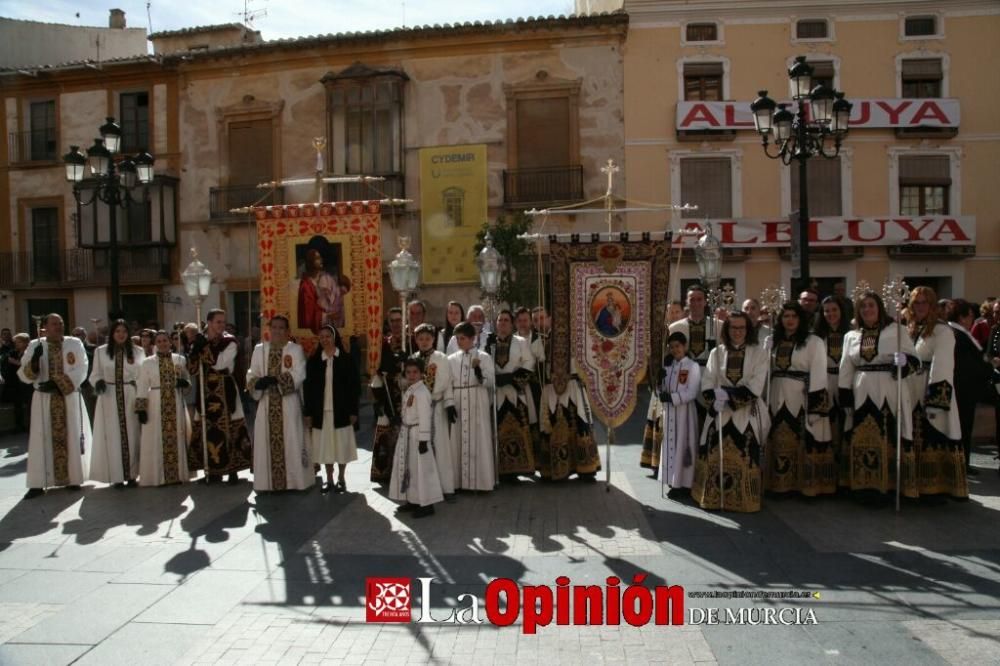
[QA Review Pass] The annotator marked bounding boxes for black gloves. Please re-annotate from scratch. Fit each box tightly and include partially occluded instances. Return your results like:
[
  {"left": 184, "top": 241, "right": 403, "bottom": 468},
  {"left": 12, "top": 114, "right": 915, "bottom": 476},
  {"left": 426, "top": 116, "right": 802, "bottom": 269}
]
[
  {"left": 137, "top": 410, "right": 148, "bottom": 424},
  {"left": 391, "top": 414, "right": 402, "bottom": 427},
  {"left": 418, "top": 440, "right": 429, "bottom": 455},
  {"left": 36, "top": 380, "right": 57, "bottom": 393},
  {"left": 30, "top": 344, "right": 43, "bottom": 373},
  {"left": 838, "top": 388, "right": 854, "bottom": 410},
  {"left": 658, "top": 391, "right": 672, "bottom": 404},
  {"left": 190, "top": 334, "right": 208, "bottom": 356},
  {"left": 95, "top": 379, "right": 107, "bottom": 394},
  {"left": 446, "top": 406, "right": 458, "bottom": 424},
  {"left": 495, "top": 373, "right": 512, "bottom": 388},
  {"left": 473, "top": 366, "right": 484, "bottom": 383},
  {"left": 255, "top": 376, "right": 277, "bottom": 390},
  {"left": 176, "top": 378, "right": 191, "bottom": 390}
]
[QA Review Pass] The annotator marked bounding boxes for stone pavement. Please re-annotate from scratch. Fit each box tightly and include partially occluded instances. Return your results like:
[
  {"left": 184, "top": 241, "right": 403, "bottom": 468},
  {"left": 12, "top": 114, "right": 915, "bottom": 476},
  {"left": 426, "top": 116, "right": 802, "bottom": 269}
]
[{"left": 0, "top": 403, "right": 997, "bottom": 665}]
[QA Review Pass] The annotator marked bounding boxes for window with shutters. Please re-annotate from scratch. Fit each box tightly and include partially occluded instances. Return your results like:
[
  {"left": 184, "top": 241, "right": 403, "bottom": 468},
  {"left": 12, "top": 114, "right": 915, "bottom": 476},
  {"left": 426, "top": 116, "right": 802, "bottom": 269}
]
[
  {"left": 904, "top": 16, "right": 937, "bottom": 37},
  {"left": 504, "top": 78, "right": 582, "bottom": 206},
  {"left": 119, "top": 91, "right": 149, "bottom": 153},
  {"left": 790, "top": 157, "right": 842, "bottom": 217},
  {"left": 899, "top": 155, "right": 950, "bottom": 215},
  {"left": 31, "top": 207, "right": 61, "bottom": 282},
  {"left": 680, "top": 158, "right": 732, "bottom": 219},
  {"left": 324, "top": 64, "right": 406, "bottom": 201},
  {"left": 28, "top": 100, "right": 57, "bottom": 161},
  {"left": 683, "top": 62, "right": 724, "bottom": 101},
  {"left": 685, "top": 22, "right": 718, "bottom": 43},
  {"left": 795, "top": 19, "right": 829, "bottom": 40},
  {"left": 901, "top": 58, "right": 943, "bottom": 98}
]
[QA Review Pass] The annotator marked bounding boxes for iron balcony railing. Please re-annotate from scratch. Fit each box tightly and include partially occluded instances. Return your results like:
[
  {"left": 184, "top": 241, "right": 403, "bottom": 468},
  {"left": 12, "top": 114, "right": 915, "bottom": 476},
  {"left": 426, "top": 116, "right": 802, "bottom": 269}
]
[
  {"left": 210, "top": 185, "right": 285, "bottom": 218},
  {"left": 503, "top": 165, "right": 584, "bottom": 207},
  {"left": 8, "top": 128, "right": 59, "bottom": 163},
  {"left": 0, "top": 246, "right": 173, "bottom": 289}
]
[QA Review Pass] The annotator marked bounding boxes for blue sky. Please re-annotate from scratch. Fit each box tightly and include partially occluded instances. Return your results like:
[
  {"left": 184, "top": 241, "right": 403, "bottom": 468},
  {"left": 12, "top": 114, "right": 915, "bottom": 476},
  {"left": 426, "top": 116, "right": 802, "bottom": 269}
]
[{"left": 0, "top": 0, "right": 580, "bottom": 39}]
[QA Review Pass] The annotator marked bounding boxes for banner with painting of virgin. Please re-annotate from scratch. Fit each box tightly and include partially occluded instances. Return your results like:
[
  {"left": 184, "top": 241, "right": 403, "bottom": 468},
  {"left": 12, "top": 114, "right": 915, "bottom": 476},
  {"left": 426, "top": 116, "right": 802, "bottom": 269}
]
[{"left": 549, "top": 236, "right": 671, "bottom": 428}]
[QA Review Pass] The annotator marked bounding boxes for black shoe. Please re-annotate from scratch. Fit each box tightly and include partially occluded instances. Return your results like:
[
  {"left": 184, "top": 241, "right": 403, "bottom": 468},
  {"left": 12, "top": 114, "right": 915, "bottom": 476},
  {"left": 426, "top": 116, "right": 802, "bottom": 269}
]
[
  {"left": 127, "top": 478, "right": 138, "bottom": 487},
  {"left": 23, "top": 488, "right": 44, "bottom": 500},
  {"left": 207, "top": 474, "right": 222, "bottom": 484},
  {"left": 444, "top": 493, "right": 457, "bottom": 503},
  {"left": 335, "top": 480, "right": 346, "bottom": 493},
  {"left": 578, "top": 473, "right": 597, "bottom": 483},
  {"left": 396, "top": 503, "right": 417, "bottom": 513},
  {"left": 321, "top": 481, "right": 333, "bottom": 494},
  {"left": 413, "top": 505, "right": 435, "bottom": 518},
  {"left": 113, "top": 482, "right": 126, "bottom": 489},
  {"left": 967, "top": 467, "right": 979, "bottom": 477},
  {"left": 651, "top": 469, "right": 659, "bottom": 480},
  {"left": 227, "top": 473, "right": 240, "bottom": 485},
  {"left": 67, "top": 485, "right": 81, "bottom": 491}
]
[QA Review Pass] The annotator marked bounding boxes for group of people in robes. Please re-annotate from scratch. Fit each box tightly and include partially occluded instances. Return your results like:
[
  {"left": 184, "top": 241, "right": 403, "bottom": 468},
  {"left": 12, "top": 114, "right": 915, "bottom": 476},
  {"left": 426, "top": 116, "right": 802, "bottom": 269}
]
[
  {"left": 645, "top": 283, "right": 980, "bottom": 512},
  {"left": 368, "top": 301, "right": 602, "bottom": 516}
]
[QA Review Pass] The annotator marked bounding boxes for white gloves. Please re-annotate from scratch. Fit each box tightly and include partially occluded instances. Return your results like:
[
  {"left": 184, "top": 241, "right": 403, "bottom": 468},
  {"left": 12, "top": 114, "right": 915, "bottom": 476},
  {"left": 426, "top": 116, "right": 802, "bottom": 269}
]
[
  {"left": 713, "top": 388, "right": 729, "bottom": 403},
  {"left": 807, "top": 414, "right": 821, "bottom": 426},
  {"left": 893, "top": 352, "right": 908, "bottom": 368},
  {"left": 713, "top": 401, "right": 726, "bottom": 413}
]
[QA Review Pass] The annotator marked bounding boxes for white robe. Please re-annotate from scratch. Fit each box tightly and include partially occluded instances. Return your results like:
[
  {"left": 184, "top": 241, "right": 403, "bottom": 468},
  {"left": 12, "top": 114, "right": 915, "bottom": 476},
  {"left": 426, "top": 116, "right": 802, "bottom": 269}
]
[
  {"left": 17, "top": 337, "right": 92, "bottom": 488},
  {"left": 389, "top": 382, "right": 444, "bottom": 506},
  {"left": 418, "top": 350, "right": 456, "bottom": 495},
  {"left": 447, "top": 348, "right": 496, "bottom": 491},
  {"left": 247, "top": 341, "right": 311, "bottom": 491},
  {"left": 907, "top": 322, "right": 961, "bottom": 441},
  {"left": 766, "top": 334, "right": 832, "bottom": 442},
  {"left": 700, "top": 344, "right": 771, "bottom": 449},
  {"left": 90, "top": 345, "right": 145, "bottom": 483},
  {"left": 136, "top": 353, "right": 192, "bottom": 486},
  {"left": 660, "top": 356, "right": 701, "bottom": 488},
  {"left": 492, "top": 334, "right": 536, "bottom": 420},
  {"left": 838, "top": 323, "right": 916, "bottom": 439}
]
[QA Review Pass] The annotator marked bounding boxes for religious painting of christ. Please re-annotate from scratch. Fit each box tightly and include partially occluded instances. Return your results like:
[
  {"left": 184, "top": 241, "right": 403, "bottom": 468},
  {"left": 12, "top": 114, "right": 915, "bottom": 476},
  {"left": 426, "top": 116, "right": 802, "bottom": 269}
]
[
  {"left": 294, "top": 236, "right": 352, "bottom": 334},
  {"left": 590, "top": 286, "right": 631, "bottom": 338}
]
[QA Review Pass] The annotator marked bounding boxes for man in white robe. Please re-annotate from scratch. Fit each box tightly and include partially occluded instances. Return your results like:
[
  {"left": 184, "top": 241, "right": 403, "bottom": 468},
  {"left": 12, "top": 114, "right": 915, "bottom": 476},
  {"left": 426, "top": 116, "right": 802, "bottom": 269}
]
[
  {"left": 17, "top": 314, "right": 92, "bottom": 498},
  {"left": 412, "top": 324, "right": 456, "bottom": 497},
  {"left": 447, "top": 322, "right": 496, "bottom": 491},
  {"left": 247, "top": 316, "right": 310, "bottom": 492}
]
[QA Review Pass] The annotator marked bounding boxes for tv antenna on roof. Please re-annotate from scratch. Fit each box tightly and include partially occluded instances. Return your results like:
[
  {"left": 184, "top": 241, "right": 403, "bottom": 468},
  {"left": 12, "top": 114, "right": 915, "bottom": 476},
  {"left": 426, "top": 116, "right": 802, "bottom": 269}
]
[{"left": 236, "top": 0, "right": 268, "bottom": 27}]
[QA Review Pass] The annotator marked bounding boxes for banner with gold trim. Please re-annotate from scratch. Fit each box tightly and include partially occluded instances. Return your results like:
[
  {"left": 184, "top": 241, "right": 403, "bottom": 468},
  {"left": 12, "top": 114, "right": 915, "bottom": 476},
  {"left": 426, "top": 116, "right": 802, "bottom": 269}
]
[
  {"left": 256, "top": 201, "right": 383, "bottom": 376},
  {"left": 549, "top": 235, "right": 671, "bottom": 428}
]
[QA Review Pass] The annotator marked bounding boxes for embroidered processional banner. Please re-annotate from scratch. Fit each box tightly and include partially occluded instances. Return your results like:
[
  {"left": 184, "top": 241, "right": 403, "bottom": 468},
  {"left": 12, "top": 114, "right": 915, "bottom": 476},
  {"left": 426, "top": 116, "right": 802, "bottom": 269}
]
[
  {"left": 549, "top": 235, "right": 671, "bottom": 428},
  {"left": 256, "top": 201, "right": 384, "bottom": 375}
]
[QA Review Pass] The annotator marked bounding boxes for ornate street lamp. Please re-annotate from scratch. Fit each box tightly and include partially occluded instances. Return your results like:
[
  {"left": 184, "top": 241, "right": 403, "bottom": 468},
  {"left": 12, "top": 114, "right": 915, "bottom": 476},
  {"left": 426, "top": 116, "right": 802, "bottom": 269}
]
[
  {"left": 388, "top": 236, "right": 421, "bottom": 354},
  {"left": 476, "top": 231, "right": 503, "bottom": 332},
  {"left": 694, "top": 221, "right": 722, "bottom": 291},
  {"left": 181, "top": 248, "right": 213, "bottom": 483},
  {"left": 64, "top": 117, "right": 155, "bottom": 320},
  {"left": 750, "top": 56, "right": 853, "bottom": 293}
]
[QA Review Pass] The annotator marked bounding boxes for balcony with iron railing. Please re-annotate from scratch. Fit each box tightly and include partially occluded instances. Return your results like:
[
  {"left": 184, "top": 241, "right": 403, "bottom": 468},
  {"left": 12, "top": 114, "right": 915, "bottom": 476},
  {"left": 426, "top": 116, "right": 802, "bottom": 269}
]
[
  {"left": 503, "top": 165, "right": 584, "bottom": 208},
  {"left": 210, "top": 185, "right": 285, "bottom": 219},
  {"left": 0, "top": 246, "right": 173, "bottom": 289},
  {"left": 325, "top": 173, "right": 404, "bottom": 203},
  {"left": 7, "top": 128, "right": 59, "bottom": 164}
]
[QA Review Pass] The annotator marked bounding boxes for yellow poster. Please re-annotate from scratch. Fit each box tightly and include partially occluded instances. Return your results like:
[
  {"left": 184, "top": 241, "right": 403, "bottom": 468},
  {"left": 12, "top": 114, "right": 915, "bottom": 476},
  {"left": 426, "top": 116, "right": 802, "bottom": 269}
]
[{"left": 419, "top": 144, "right": 487, "bottom": 284}]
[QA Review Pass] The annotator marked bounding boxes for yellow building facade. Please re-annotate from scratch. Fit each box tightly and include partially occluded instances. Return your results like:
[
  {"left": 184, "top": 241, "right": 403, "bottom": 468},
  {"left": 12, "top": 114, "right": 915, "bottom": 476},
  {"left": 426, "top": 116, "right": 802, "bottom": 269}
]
[{"left": 621, "top": 0, "right": 1000, "bottom": 302}]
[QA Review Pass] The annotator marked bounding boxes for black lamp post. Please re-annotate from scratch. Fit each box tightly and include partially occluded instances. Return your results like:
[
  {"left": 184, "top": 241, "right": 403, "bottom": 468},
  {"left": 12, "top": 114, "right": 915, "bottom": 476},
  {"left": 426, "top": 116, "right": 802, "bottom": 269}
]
[
  {"left": 750, "top": 56, "right": 852, "bottom": 294},
  {"left": 63, "top": 117, "right": 155, "bottom": 321}
]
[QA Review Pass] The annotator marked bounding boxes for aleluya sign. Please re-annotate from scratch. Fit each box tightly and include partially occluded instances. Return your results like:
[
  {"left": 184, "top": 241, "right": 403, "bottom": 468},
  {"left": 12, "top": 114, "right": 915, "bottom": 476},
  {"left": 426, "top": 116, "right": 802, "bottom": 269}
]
[
  {"left": 677, "top": 98, "right": 960, "bottom": 130},
  {"left": 673, "top": 217, "right": 974, "bottom": 248}
]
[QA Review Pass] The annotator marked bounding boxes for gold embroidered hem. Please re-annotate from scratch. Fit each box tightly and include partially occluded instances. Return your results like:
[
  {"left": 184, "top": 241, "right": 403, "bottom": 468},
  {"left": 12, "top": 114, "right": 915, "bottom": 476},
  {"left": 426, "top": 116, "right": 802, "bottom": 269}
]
[
  {"left": 537, "top": 402, "right": 601, "bottom": 480},
  {"left": 848, "top": 402, "right": 917, "bottom": 497},
  {"left": 913, "top": 405, "right": 968, "bottom": 498},
  {"left": 639, "top": 417, "right": 662, "bottom": 469},
  {"left": 370, "top": 423, "right": 399, "bottom": 482},
  {"left": 765, "top": 417, "right": 801, "bottom": 493},
  {"left": 692, "top": 435, "right": 761, "bottom": 513},
  {"left": 497, "top": 400, "right": 535, "bottom": 475},
  {"left": 159, "top": 354, "right": 180, "bottom": 485}
]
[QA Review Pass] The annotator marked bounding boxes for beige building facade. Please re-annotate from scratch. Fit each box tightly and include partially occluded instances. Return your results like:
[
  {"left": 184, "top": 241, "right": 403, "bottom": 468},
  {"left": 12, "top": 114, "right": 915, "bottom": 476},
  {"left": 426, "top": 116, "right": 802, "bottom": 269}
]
[
  {"left": 0, "top": 14, "right": 627, "bottom": 332},
  {"left": 619, "top": 0, "right": 1000, "bottom": 303}
]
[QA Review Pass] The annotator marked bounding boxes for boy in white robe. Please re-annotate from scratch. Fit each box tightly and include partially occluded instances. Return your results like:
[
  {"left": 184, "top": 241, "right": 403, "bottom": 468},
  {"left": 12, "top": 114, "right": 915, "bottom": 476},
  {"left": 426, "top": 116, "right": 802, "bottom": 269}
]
[
  {"left": 389, "top": 358, "right": 444, "bottom": 517},
  {"left": 246, "top": 316, "right": 311, "bottom": 492},
  {"left": 447, "top": 322, "right": 496, "bottom": 491},
  {"left": 412, "top": 323, "right": 457, "bottom": 498},
  {"left": 659, "top": 332, "right": 701, "bottom": 497}
]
